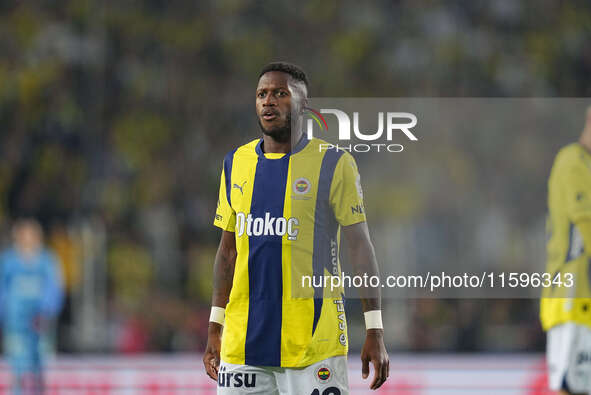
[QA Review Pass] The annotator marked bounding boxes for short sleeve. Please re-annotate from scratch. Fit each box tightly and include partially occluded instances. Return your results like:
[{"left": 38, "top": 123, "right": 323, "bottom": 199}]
[
  {"left": 329, "top": 153, "right": 367, "bottom": 226},
  {"left": 213, "top": 166, "right": 236, "bottom": 231},
  {"left": 564, "top": 162, "right": 591, "bottom": 223}
]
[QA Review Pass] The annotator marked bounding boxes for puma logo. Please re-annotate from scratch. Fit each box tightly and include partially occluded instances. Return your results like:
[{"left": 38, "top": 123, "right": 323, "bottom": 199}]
[{"left": 233, "top": 181, "right": 247, "bottom": 195}]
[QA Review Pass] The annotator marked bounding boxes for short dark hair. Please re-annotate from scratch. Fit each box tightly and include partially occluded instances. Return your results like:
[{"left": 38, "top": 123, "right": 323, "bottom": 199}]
[{"left": 259, "top": 62, "right": 308, "bottom": 89}]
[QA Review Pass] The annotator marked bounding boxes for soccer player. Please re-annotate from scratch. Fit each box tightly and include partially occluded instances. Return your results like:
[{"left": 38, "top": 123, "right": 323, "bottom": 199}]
[
  {"left": 203, "top": 62, "right": 389, "bottom": 394},
  {"left": 0, "top": 219, "right": 64, "bottom": 394},
  {"left": 541, "top": 107, "right": 591, "bottom": 394}
]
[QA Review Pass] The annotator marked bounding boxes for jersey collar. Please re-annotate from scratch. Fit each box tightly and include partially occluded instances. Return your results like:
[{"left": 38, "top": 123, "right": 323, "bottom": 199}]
[{"left": 255, "top": 134, "right": 310, "bottom": 157}]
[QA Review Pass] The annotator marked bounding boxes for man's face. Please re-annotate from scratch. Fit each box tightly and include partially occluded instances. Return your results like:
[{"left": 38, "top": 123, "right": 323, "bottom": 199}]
[{"left": 256, "top": 71, "right": 293, "bottom": 143}]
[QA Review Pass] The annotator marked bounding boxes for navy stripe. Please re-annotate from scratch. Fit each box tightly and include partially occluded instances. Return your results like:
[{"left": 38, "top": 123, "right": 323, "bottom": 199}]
[
  {"left": 311, "top": 150, "right": 345, "bottom": 335},
  {"left": 255, "top": 139, "right": 264, "bottom": 156},
  {"left": 566, "top": 222, "right": 584, "bottom": 262},
  {"left": 255, "top": 135, "right": 309, "bottom": 155},
  {"left": 292, "top": 134, "right": 310, "bottom": 154},
  {"left": 561, "top": 374, "right": 571, "bottom": 392},
  {"left": 566, "top": 222, "right": 574, "bottom": 262},
  {"left": 223, "top": 149, "right": 237, "bottom": 207},
  {"left": 244, "top": 154, "right": 289, "bottom": 366}
]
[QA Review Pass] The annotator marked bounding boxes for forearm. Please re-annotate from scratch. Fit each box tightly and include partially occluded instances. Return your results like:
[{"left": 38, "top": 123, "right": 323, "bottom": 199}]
[
  {"left": 211, "top": 241, "right": 237, "bottom": 308},
  {"left": 203, "top": 231, "right": 235, "bottom": 379},
  {"left": 344, "top": 223, "right": 381, "bottom": 313},
  {"left": 349, "top": 241, "right": 381, "bottom": 312},
  {"left": 347, "top": 227, "right": 388, "bottom": 389}
]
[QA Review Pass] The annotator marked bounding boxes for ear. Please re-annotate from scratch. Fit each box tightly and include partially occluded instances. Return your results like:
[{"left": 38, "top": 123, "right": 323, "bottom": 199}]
[{"left": 301, "top": 97, "right": 309, "bottom": 113}]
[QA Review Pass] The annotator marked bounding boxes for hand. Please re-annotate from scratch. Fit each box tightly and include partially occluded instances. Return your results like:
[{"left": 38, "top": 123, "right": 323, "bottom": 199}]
[
  {"left": 361, "top": 328, "right": 389, "bottom": 390},
  {"left": 203, "top": 322, "right": 223, "bottom": 381}
]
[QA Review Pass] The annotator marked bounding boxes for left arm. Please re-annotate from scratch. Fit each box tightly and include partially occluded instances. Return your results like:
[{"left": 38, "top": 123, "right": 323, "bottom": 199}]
[
  {"left": 330, "top": 152, "right": 389, "bottom": 390},
  {"left": 343, "top": 222, "right": 389, "bottom": 390}
]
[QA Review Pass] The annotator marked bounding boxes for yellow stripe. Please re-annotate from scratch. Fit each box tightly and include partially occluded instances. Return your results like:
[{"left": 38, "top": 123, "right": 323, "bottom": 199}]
[
  {"left": 281, "top": 155, "right": 318, "bottom": 366},
  {"left": 223, "top": 138, "right": 351, "bottom": 366},
  {"left": 220, "top": 143, "right": 258, "bottom": 365}
]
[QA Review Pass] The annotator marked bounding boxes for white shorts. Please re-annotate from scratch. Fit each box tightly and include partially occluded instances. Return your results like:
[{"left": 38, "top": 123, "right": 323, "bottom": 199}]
[
  {"left": 547, "top": 323, "right": 591, "bottom": 393},
  {"left": 217, "top": 356, "right": 349, "bottom": 395}
]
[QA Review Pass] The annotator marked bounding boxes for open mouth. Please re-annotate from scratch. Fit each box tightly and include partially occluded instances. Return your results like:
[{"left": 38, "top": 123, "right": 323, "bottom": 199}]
[{"left": 262, "top": 110, "right": 279, "bottom": 121}]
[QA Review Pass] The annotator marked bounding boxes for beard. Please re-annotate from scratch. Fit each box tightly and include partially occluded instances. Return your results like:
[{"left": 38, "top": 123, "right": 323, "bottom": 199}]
[{"left": 258, "top": 112, "right": 291, "bottom": 143}]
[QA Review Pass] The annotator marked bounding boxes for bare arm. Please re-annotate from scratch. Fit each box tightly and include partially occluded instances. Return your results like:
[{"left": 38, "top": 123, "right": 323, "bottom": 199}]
[
  {"left": 342, "top": 222, "right": 389, "bottom": 390},
  {"left": 343, "top": 221, "right": 380, "bottom": 311},
  {"left": 211, "top": 230, "right": 237, "bottom": 309},
  {"left": 203, "top": 230, "right": 237, "bottom": 381}
]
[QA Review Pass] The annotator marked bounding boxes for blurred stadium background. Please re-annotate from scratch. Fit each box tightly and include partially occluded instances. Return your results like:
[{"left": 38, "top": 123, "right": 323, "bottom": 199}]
[{"left": 1, "top": 0, "right": 591, "bottom": 393}]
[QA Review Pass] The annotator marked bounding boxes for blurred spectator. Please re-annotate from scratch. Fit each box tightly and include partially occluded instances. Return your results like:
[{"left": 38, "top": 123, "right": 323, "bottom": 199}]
[{"left": 0, "top": 219, "right": 64, "bottom": 394}]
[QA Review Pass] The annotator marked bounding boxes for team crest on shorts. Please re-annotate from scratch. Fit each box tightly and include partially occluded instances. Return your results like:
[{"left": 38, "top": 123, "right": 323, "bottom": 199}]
[
  {"left": 294, "top": 177, "right": 311, "bottom": 195},
  {"left": 316, "top": 366, "right": 331, "bottom": 383}
]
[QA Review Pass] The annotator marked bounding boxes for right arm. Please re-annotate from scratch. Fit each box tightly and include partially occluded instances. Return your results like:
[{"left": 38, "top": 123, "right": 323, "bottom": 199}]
[
  {"left": 565, "top": 159, "right": 591, "bottom": 253},
  {"left": 203, "top": 230, "right": 237, "bottom": 381}
]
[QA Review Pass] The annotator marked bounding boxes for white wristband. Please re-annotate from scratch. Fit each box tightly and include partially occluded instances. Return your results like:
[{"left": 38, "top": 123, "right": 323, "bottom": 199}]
[
  {"left": 364, "top": 310, "right": 383, "bottom": 330},
  {"left": 210, "top": 306, "right": 225, "bottom": 326}
]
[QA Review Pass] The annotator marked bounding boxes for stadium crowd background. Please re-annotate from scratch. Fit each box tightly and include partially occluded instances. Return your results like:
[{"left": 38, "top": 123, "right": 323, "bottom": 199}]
[{"left": 0, "top": 1, "right": 590, "bottom": 356}]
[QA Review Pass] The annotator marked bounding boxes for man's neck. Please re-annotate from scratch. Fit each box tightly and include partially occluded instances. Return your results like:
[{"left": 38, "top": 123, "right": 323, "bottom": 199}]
[
  {"left": 261, "top": 131, "right": 303, "bottom": 154},
  {"left": 262, "top": 135, "right": 290, "bottom": 154}
]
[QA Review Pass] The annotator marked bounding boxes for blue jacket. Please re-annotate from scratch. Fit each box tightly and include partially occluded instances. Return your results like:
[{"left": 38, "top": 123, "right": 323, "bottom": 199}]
[{"left": 0, "top": 248, "right": 64, "bottom": 331}]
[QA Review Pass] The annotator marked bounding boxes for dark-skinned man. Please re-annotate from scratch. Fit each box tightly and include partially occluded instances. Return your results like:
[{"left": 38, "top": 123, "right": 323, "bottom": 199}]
[{"left": 203, "top": 62, "right": 389, "bottom": 394}]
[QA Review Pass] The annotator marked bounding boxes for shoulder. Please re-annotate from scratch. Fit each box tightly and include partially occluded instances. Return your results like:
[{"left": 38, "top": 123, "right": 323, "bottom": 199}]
[
  {"left": 0, "top": 249, "right": 16, "bottom": 273},
  {"left": 228, "top": 139, "right": 260, "bottom": 160},
  {"left": 555, "top": 143, "right": 584, "bottom": 165},
  {"left": 305, "top": 138, "right": 354, "bottom": 164},
  {"left": 554, "top": 143, "right": 588, "bottom": 172},
  {"left": 40, "top": 249, "right": 59, "bottom": 265},
  {"left": 45, "top": 249, "right": 58, "bottom": 260},
  {"left": 220, "top": 139, "right": 259, "bottom": 173},
  {"left": 303, "top": 139, "right": 359, "bottom": 186},
  {"left": 0, "top": 248, "right": 14, "bottom": 262}
]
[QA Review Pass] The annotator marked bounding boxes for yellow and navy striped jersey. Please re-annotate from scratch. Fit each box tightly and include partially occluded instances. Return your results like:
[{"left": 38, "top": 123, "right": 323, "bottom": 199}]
[
  {"left": 541, "top": 143, "right": 591, "bottom": 330},
  {"left": 214, "top": 137, "right": 366, "bottom": 367}
]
